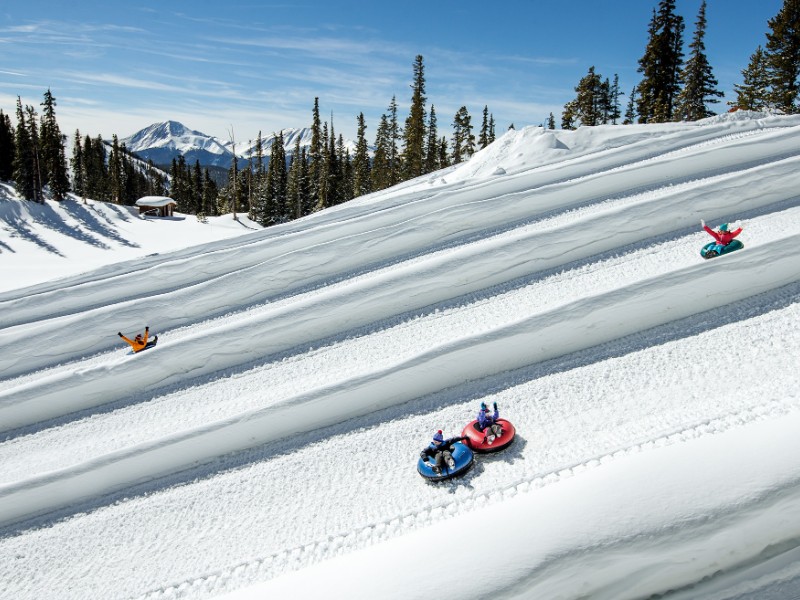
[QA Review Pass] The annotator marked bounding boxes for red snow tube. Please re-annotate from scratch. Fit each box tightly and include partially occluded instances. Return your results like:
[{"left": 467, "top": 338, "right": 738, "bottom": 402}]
[{"left": 461, "top": 418, "right": 515, "bottom": 453}]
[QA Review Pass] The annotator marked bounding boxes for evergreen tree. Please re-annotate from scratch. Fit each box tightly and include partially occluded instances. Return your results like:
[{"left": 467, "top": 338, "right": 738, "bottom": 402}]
[
  {"left": 451, "top": 106, "right": 475, "bottom": 163},
  {"left": 624, "top": 86, "right": 638, "bottom": 124},
  {"left": 70, "top": 129, "right": 85, "bottom": 199},
  {"left": 287, "top": 136, "right": 310, "bottom": 219},
  {"left": 608, "top": 74, "right": 623, "bottom": 124},
  {"left": 561, "top": 101, "right": 578, "bottom": 130},
  {"left": 764, "top": 0, "right": 800, "bottom": 113},
  {"left": 636, "top": 1, "right": 685, "bottom": 122},
  {"left": 108, "top": 134, "right": 123, "bottom": 203},
  {"left": 371, "top": 113, "right": 391, "bottom": 191},
  {"left": 567, "top": 66, "right": 605, "bottom": 126},
  {"left": 13, "top": 98, "right": 36, "bottom": 201},
  {"left": 733, "top": 46, "right": 771, "bottom": 110},
  {"left": 547, "top": 112, "right": 556, "bottom": 129},
  {"left": 264, "top": 130, "right": 287, "bottom": 223},
  {"left": 387, "top": 96, "right": 401, "bottom": 185},
  {"left": 402, "top": 55, "right": 427, "bottom": 179},
  {"left": 39, "top": 89, "right": 70, "bottom": 200},
  {"left": 488, "top": 114, "right": 496, "bottom": 142},
  {"left": 424, "top": 105, "right": 440, "bottom": 173},
  {"left": 674, "top": 1, "right": 723, "bottom": 121},
  {"left": 352, "top": 112, "right": 371, "bottom": 198},
  {"left": 308, "top": 98, "right": 323, "bottom": 210},
  {"left": 479, "top": 105, "right": 490, "bottom": 149},
  {"left": 438, "top": 136, "right": 450, "bottom": 168},
  {"left": 0, "top": 110, "right": 15, "bottom": 181}
]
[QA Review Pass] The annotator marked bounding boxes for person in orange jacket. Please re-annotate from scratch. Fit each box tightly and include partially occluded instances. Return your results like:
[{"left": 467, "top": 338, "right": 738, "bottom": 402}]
[{"left": 118, "top": 326, "right": 157, "bottom": 352}]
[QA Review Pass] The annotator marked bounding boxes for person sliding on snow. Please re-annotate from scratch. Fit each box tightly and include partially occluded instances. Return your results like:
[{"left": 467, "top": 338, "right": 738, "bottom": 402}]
[
  {"left": 420, "top": 430, "right": 466, "bottom": 474},
  {"left": 118, "top": 326, "right": 156, "bottom": 353},
  {"left": 477, "top": 402, "right": 503, "bottom": 445},
  {"left": 702, "top": 219, "right": 742, "bottom": 255}
]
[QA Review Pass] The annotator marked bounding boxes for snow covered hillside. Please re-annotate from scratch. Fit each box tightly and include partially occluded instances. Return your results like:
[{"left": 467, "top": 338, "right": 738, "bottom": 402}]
[{"left": 1, "top": 112, "right": 800, "bottom": 600}]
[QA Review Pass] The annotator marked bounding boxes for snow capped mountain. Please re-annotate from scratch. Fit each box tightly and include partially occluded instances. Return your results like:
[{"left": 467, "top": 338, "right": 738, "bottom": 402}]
[
  {"left": 123, "top": 122, "right": 359, "bottom": 169},
  {"left": 121, "top": 120, "right": 235, "bottom": 168}
]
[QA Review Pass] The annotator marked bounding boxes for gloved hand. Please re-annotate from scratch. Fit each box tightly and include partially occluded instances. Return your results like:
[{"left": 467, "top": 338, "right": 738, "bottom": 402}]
[
  {"left": 493, "top": 402, "right": 498, "bottom": 411},
  {"left": 145, "top": 326, "right": 149, "bottom": 332},
  {"left": 118, "top": 332, "right": 123, "bottom": 337},
  {"left": 701, "top": 219, "right": 705, "bottom": 227}
]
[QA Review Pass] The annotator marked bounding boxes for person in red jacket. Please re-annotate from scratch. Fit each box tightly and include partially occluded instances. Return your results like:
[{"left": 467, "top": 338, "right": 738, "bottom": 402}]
[
  {"left": 702, "top": 219, "right": 742, "bottom": 254},
  {"left": 118, "top": 326, "right": 157, "bottom": 352}
]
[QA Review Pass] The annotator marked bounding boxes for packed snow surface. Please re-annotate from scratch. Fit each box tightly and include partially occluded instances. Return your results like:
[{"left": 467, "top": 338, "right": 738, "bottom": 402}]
[{"left": 1, "top": 112, "right": 800, "bottom": 600}]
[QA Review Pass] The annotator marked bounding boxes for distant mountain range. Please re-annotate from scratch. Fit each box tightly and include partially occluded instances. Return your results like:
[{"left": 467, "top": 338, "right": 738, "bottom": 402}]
[{"left": 122, "top": 121, "right": 358, "bottom": 170}]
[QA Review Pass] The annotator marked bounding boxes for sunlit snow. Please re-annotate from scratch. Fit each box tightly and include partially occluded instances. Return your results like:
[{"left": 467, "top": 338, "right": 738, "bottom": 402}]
[{"left": 1, "top": 112, "right": 800, "bottom": 600}]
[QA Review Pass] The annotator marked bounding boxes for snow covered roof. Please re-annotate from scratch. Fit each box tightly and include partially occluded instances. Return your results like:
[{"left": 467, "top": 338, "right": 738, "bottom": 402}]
[{"left": 135, "top": 196, "right": 176, "bottom": 207}]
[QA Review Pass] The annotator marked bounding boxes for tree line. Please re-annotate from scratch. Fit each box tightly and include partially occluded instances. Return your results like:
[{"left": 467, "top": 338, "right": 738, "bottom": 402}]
[
  {"left": 219, "top": 57, "right": 498, "bottom": 227},
  {"left": 559, "top": 0, "right": 799, "bottom": 129},
  {"left": 1, "top": 0, "right": 797, "bottom": 225}
]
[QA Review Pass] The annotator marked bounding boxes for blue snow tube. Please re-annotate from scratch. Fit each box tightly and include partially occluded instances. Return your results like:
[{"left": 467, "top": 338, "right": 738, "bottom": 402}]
[
  {"left": 701, "top": 239, "right": 743, "bottom": 259},
  {"left": 417, "top": 442, "right": 474, "bottom": 482}
]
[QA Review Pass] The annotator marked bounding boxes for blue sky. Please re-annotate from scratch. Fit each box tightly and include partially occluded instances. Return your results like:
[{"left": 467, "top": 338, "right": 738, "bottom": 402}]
[{"left": 0, "top": 0, "right": 786, "bottom": 143}]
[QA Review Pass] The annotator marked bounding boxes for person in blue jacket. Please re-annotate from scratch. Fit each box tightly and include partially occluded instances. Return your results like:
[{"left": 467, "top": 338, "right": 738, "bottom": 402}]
[
  {"left": 420, "top": 430, "right": 466, "bottom": 474},
  {"left": 477, "top": 402, "right": 503, "bottom": 445}
]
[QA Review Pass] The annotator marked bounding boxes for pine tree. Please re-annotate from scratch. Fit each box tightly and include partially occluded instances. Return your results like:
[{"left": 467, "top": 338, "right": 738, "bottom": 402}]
[
  {"left": 451, "top": 106, "right": 475, "bottom": 163},
  {"left": 352, "top": 112, "right": 371, "bottom": 198},
  {"left": 636, "top": 1, "right": 685, "bottom": 122},
  {"left": 387, "top": 96, "right": 401, "bottom": 185},
  {"left": 108, "top": 134, "right": 123, "bottom": 203},
  {"left": 488, "top": 114, "right": 496, "bottom": 142},
  {"left": 764, "top": 0, "right": 800, "bottom": 113},
  {"left": 402, "top": 55, "right": 427, "bottom": 179},
  {"left": 39, "top": 89, "right": 70, "bottom": 200},
  {"left": 12, "top": 98, "right": 36, "bottom": 201},
  {"left": 479, "top": 105, "right": 490, "bottom": 149},
  {"left": 424, "top": 105, "right": 440, "bottom": 173},
  {"left": 546, "top": 113, "right": 556, "bottom": 129},
  {"left": 438, "top": 136, "right": 450, "bottom": 168},
  {"left": 0, "top": 110, "right": 14, "bottom": 181},
  {"left": 308, "top": 98, "right": 323, "bottom": 210},
  {"left": 608, "top": 74, "right": 623, "bottom": 124},
  {"left": 371, "top": 113, "right": 391, "bottom": 192},
  {"left": 733, "top": 46, "right": 771, "bottom": 110},
  {"left": 624, "top": 86, "right": 638, "bottom": 124},
  {"left": 265, "top": 130, "right": 288, "bottom": 223},
  {"left": 568, "top": 66, "right": 604, "bottom": 126},
  {"left": 674, "top": 1, "right": 723, "bottom": 121},
  {"left": 561, "top": 101, "right": 578, "bottom": 130},
  {"left": 70, "top": 129, "right": 86, "bottom": 199}
]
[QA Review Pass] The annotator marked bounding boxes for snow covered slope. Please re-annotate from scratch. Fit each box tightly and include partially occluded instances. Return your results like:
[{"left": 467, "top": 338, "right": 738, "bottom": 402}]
[{"left": 1, "top": 112, "right": 800, "bottom": 600}]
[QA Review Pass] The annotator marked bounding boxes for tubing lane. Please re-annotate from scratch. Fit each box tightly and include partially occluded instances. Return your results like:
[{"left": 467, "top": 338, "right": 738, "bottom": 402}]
[{"left": 0, "top": 235, "right": 799, "bottom": 529}]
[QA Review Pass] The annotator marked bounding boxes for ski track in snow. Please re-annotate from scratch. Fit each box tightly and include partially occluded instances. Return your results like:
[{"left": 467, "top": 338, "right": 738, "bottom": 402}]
[{"left": 1, "top": 114, "right": 800, "bottom": 600}]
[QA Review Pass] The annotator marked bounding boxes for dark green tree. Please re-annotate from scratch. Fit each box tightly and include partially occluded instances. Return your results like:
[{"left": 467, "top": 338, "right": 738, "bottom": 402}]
[
  {"left": 674, "top": 1, "right": 723, "bottom": 121},
  {"left": 636, "top": 1, "right": 685, "bottom": 122},
  {"left": 12, "top": 98, "right": 36, "bottom": 201},
  {"left": 70, "top": 129, "right": 86, "bottom": 199},
  {"left": 764, "top": 0, "right": 800, "bottom": 113},
  {"left": 371, "top": 113, "right": 392, "bottom": 192},
  {"left": 479, "top": 105, "right": 490, "bottom": 149},
  {"left": 451, "top": 106, "right": 475, "bottom": 163},
  {"left": 424, "top": 105, "right": 440, "bottom": 173},
  {"left": 733, "top": 46, "right": 771, "bottom": 110},
  {"left": 387, "top": 96, "right": 401, "bottom": 185},
  {"left": 352, "top": 112, "right": 371, "bottom": 197},
  {"left": 0, "top": 110, "right": 14, "bottom": 181},
  {"left": 308, "top": 98, "right": 323, "bottom": 210},
  {"left": 39, "top": 89, "right": 70, "bottom": 200},
  {"left": 402, "top": 55, "right": 427, "bottom": 179}
]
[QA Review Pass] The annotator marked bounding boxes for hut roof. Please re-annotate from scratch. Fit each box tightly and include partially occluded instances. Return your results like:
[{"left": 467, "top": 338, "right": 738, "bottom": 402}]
[{"left": 135, "top": 196, "right": 177, "bottom": 207}]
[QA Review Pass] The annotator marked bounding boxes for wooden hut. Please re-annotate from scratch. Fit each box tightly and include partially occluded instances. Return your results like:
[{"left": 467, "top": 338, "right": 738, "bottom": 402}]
[{"left": 135, "top": 196, "right": 177, "bottom": 217}]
